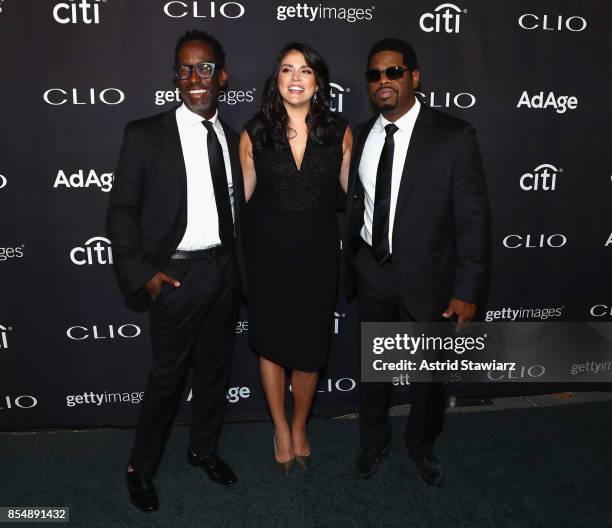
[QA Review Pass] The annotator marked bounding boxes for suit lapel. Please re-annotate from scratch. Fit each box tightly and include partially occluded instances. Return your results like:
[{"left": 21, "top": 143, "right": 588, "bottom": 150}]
[
  {"left": 347, "top": 116, "right": 377, "bottom": 199},
  {"left": 219, "top": 118, "right": 244, "bottom": 223},
  {"left": 392, "top": 105, "right": 436, "bottom": 230},
  {"left": 161, "top": 108, "right": 188, "bottom": 225}
]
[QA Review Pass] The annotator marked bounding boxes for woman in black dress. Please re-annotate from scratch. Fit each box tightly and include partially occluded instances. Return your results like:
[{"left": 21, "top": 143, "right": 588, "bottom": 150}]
[{"left": 239, "top": 43, "right": 352, "bottom": 474}]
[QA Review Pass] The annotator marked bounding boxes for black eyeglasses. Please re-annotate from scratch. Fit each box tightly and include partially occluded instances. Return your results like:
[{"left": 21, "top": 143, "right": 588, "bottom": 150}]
[
  {"left": 365, "top": 66, "right": 409, "bottom": 82},
  {"left": 173, "top": 62, "right": 218, "bottom": 80}
]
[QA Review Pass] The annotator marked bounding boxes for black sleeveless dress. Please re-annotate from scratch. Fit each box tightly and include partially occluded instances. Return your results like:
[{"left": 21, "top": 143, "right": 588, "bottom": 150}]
[{"left": 244, "top": 117, "right": 346, "bottom": 372}]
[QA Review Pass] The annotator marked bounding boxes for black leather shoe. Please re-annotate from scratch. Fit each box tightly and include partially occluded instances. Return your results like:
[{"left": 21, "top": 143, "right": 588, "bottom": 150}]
[
  {"left": 126, "top": 470, "right": 159, "bottom": 512},
  {"left": 414, "top": 453, "right": 444, "bottom": 487},
  {"left": 187, "top": 451, "right": 238, "bottom": 486},
  {"left": 354, "top": 446, "right": 388, "bottom": 480}
]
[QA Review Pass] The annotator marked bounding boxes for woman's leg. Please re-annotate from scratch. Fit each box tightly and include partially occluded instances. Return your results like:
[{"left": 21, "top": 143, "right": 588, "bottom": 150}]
[
  {"left": 260, "top": 356, "right": 293, "bottom": 462},
  {"left": 290, "top": 369, "right": 319, "bottom": 456}
]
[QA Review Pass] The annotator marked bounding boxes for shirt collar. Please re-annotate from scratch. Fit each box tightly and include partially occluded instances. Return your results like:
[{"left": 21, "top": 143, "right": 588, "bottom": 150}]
[
  {"left": 377, "top": 97, "right": 421, "bottom": 133},
  {"left": 176, "top": 103, "right": 219, "bottom": 128}
]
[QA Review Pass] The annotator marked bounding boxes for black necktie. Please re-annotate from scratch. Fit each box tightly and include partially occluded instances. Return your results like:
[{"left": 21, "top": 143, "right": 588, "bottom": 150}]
[
  {"left": 202, "top": 120, "right": 234, "bottom": 247},
  {"left": 371, "top": 123, "right": 398, "bottom": 264}
]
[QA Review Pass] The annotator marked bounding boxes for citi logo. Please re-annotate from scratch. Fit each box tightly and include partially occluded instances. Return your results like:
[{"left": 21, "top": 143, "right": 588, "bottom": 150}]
[
  {"left": 70, "top": 236, "right": 113, "bottom": 265},
  {"left": 0, "top": 174, "right": 6, "bottom": 189},
  {"left": 54, "top": 170, "right": 114, "bottom": 192},
  {"left": 187, "top": 386, "right": 250, "bottom": 404},
  {"left": 520, "top": 164, "right": 561, "bottom": 191},
  {"left": 590, "top": 305, "right": 612, "bottom": 318},
  {"left": 518, "top": 14, "right": 587, "bottom": 32},
  {"left": 329, "top": 83, "right": 350, "bottom": 112},
  {"left": 164, "top": 1, "right": 245, "bottom": 18},
  {"left": 332, "top": 312, "right": 346, "bottom": 335},
  {"left": 0, "top": 324, "right": 11, "bottom": 349},
  {"left": 517, "top": 91, "right": 578, "bottom": 114},
  {"left": 0, "top": 245, "right": 24, "bottom": 262},
  {"left": 417, "top": 91, "right": 476, "bottom": 109},
  {"left": 503, "top": 233, "right": 567, "bottom": 249},
  {"left": 67, "top": 324, "right": 141, "bottom": 341},
  {"left": 53, "top": 0, "right": 105, "bottom": 24},
  {"left": 43, "top": 88, "right": 125, "bottom": 106},
  {"left": 419, "top": 3, "right": 466, "bottom": 33},
  {"left": 1, "top": 395, "right": 38, "bottom": 410}
]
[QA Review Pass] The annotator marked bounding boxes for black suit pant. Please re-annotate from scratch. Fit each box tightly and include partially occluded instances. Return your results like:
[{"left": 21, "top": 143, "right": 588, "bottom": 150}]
[
  {"left": 129, "top": 250, "right": 239, "bottom": 477},
  {"left": 354, "top": 243, "right": 447, "bottom": 458}
]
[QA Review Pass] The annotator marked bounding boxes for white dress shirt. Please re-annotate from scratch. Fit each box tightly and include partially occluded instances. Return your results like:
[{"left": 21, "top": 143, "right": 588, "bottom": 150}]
[
  {"left": 175, "top": 104, "right": 234, "bottom": 251},
  {"left": 358, "top": 98, "right": 421, "bottom": 254}
]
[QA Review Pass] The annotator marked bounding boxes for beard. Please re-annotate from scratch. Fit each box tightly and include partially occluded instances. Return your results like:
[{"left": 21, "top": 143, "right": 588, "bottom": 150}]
[
  {"left": 180, "top": 90, "right": 215, "bottom": 117},
  {"left": 374, "top": 88, "right": 399, "bottom": 114}
]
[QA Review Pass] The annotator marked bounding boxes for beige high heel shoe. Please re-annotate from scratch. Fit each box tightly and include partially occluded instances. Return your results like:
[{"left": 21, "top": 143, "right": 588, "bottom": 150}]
[
  {"left": 294, "top": 453, "right": 311, "bottom": 472},
  {"left": 273, "top": 436, "right": 294, "bottom": 476}
]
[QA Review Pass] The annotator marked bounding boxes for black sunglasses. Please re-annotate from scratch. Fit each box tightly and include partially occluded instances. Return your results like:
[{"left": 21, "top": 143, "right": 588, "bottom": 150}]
[{"left": 365, "top": 66, "right": 409, "bottom": 82}]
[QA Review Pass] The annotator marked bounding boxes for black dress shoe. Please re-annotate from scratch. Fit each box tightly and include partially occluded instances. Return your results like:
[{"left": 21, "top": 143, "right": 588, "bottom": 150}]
[
  {"left": 414, "top": 453, "right": 444, "bottom": 487},
  {"left": 187, "top": 451, "right": 238, "bottom": 485},
  {"left": 126, "top": 470, "right": 159, "bottom": 512},
  {"left": 354, "top": 446, "right": 388, "bottom": 480}
]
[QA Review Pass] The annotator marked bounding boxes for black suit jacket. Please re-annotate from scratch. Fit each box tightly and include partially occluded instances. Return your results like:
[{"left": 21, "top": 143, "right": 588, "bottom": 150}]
[
  {"left": 344, "top": 104, "right": 489, "bottom": 321},
  {"left": 106, "top": 106, "right": 246, "bottom": 305}
]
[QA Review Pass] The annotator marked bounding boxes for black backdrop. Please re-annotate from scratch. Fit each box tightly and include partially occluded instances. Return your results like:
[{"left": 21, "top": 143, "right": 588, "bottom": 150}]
[{"left": 1, "top": 0, "right": 611, "bottom": 430}]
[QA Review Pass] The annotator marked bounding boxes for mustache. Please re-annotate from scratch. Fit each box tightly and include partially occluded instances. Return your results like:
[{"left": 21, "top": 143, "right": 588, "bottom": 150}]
[{"left": 376, "top": 86, "right": 398, "bottom": 96}]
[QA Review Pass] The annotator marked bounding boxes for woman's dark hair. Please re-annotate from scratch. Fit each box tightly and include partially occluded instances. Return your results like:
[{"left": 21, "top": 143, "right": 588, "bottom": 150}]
[{"left": 246, "top": 42, "right": 342, "bottom": 149}]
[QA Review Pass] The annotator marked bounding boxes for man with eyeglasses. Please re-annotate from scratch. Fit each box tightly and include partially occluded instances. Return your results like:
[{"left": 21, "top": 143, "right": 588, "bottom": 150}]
[
  {"left": 344, "top": 39, "right": 489, "bottom": 486},
  {"left": 107, "top": 29, "right": 244, "bottom": 512}
]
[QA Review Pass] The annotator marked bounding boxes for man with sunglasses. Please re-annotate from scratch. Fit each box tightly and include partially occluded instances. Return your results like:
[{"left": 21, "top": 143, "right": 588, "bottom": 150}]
[
  {"left": 107, "top": 30, "right": 245, "bottom": 512},
  {"left": 345, "top": 39, "right": 489, "bottom": 486}
]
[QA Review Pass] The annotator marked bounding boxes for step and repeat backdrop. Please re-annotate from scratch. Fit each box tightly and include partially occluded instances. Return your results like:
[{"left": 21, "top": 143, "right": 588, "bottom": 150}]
[{"left": 0, "top": 0, "right": 611, "bottom": 430}]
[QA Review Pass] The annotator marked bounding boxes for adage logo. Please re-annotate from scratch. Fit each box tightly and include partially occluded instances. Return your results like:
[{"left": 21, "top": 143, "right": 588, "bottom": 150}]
[
  {"left": 70, "top": 236, "right": 113, "bottom": 265},
  {"left": 520, "top": 164, "right": 561, "bottom": 191},
  {"left": 517, "top": 91, "right": 578, "bottom": 114},
  {"left": 54, "top": 170, "right": 114, "bottom": 192},
  {"left": 419, "top": 3, "right": 466, "bottom": 33}
]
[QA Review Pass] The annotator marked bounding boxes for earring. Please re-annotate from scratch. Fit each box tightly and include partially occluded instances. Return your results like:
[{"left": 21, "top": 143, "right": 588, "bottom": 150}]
[{"left": 313, "top": 91, "right": 319, "bottom": 103}]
